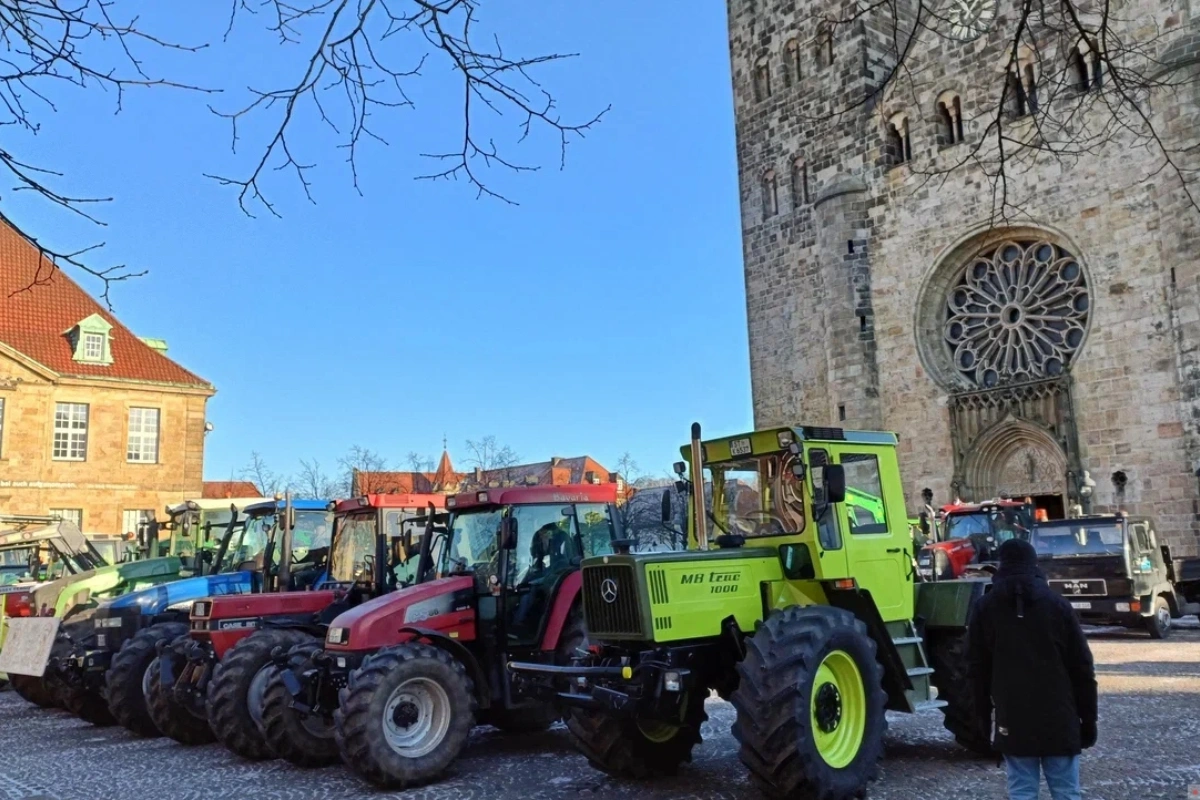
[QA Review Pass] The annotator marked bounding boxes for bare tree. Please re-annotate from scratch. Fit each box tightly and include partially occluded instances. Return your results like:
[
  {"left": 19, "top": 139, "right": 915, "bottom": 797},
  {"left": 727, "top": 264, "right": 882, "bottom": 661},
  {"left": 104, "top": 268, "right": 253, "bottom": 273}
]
[
  {"left": 240, "top": 451, "right": 282, "bottom": 496},
  {"left": 293, "top": 457, "right": 341, "bottom": 498},
  {"left": 338, "top": 445, "right": 390, "bottom": 495},
  {"left": 406, "top": 451, "right": 435, "bottom": 472},
  {"left": 799, "top": 0, "right": 1200, "bottom": 222},
  {"left": 463, "top": 435, "right": 519, "bottom": 485},
  {"left": 212, "top": 0, "right": 609, "bottom": 216},
  {"left": 614, "top": 452, "right": 641, "bottom": 485},
  {"left": 2, "top": 1, "right": 606, "bottom": 301}
]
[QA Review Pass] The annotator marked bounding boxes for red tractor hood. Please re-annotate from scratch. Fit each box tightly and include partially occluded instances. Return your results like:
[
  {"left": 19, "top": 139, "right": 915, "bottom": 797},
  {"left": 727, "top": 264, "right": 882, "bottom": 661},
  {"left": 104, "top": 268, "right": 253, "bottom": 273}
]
[{"left": 326, "top": 576, "right": 476, "bottom": 653}]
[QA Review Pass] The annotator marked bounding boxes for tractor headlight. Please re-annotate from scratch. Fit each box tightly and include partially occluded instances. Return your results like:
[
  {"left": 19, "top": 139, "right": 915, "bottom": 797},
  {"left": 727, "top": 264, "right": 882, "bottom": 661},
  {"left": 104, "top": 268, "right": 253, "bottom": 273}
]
[
  {"left": 94, "top": 617, "right": 123, "bottom": 629},
  {"left": 327, "top": 627, "right": 349, "bottom": 645},
  {"left": 663, "top": 671, "right": 682, "bottom": 693},
  {"left": 192, "top": 601, "right": 210, "bottom": 618}
]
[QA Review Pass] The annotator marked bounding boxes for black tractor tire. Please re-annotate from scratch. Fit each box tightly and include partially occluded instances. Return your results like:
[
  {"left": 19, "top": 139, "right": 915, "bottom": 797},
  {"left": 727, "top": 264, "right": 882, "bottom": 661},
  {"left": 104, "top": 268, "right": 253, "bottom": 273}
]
[
  {"left": 58, "top": 681, "right": 115, "bottom": 726},
  {"left": 145, "top": 642, "right": 216, "bottom": 745},
  {"left": 9, "top": 674, "right": 58, "bottom": 709},
  {"left": 488, "top": 609, "right": 589, "bottom": 734},
  {"left": 260, "top": 637, "right": 339, "bottom": 767},
  {"left": 335, "top": 643, "right": 477, "bottom": 789},
  {"left": 208, "top": 628, "right": 312, "bottom": 760},
  {"left": 45, "top": 637, "right": 114, "bottom": 727},
  {"left": 106, "top": 621, "right": 188, "bottom": 737},
  {"left": 1146, "top": 596, "right": 1172, "bottom": 640},
  {"left": 928, "top": 629, "right": 991, "bottom": 756},
  {"left": 566, "top": 686, "right": 707, "bottom": 779},
  {"left": 730, "top": 605, "right": 887, "bottom": 800}
]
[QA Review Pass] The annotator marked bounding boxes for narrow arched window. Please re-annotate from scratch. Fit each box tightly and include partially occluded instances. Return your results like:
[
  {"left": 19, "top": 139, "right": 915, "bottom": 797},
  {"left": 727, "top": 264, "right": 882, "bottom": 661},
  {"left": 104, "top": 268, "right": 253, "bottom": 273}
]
[
  {"left": 1071, "top": 39, "right": 1103, "bottom": 91},
  {"left": 792, "top": 157, "right": 808, "bottom": 205},
  {"left": 753, "top": 57, "right": 772, "bottom": 101},
  {"left": 762, "top": 170, "right": 779, "bottom": 217},
  {"left": 936, "top": 94, "right": 965, "bottom": 146},
  {"left": 1008, "top": 69, "right": 1028, "bottom": 117},
  {"left": 886, "top": 115, "right": 911, "bottom": 165},
  {"left": 783, "top": 39, "right": 802, "bottom": 86},
  {"left": 1023, "top": 63, "right": 1039, "bottom": 112},
  {"left": 1070, "top": 47, "right": 1089, "bottom": 91},
  {"left": 816, "top": 26, "right": 834, "bottom": 69}
]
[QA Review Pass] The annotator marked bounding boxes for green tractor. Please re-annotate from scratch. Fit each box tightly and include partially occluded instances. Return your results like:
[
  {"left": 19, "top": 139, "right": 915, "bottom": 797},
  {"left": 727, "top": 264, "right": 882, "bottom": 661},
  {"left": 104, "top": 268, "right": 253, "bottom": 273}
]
[
  {"left": 510, "top": 423, "right": 986, "bottom": 799},
  {"left": 0, "top": 499, "right": 260, "bottom": 708}
]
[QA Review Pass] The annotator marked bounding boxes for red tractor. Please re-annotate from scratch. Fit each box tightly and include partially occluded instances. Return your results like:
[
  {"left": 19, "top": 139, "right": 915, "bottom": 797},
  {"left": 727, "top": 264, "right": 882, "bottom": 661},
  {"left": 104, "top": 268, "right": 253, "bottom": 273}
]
[
  {"left": 916, "top": 498, "right": 1036, "bottom": 580},
  {"left": 146, "top": 493, "right": 446, "bottom": 759},
  {"left": 261, "top": 483, "right": 623, "bottom": 786}
]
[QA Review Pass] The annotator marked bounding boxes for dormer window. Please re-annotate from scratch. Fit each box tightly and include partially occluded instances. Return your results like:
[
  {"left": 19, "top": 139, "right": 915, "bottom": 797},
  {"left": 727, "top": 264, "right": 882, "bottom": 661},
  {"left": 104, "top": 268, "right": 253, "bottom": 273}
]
[{"left": 66, "top": 313, "right": 113, "bottom": 365}]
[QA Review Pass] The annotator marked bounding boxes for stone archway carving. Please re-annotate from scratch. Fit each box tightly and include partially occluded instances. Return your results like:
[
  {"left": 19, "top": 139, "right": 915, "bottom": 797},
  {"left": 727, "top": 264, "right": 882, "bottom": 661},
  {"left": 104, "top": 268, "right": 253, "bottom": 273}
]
[{"left": 961, "top": 417, "right": 1068, "bottom": 500}]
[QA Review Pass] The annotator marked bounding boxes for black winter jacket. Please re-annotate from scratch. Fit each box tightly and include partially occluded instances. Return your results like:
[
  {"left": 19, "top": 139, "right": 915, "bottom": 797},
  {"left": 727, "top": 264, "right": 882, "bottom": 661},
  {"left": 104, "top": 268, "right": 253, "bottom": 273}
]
[{"left": 967, "top": 562, "right": 1098, "bottom": 756}]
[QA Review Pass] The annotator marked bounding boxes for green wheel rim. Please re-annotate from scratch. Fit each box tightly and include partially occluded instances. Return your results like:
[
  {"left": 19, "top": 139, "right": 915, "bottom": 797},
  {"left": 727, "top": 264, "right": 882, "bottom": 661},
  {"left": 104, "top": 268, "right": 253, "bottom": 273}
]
[
  {"left": 810, "top": 649, "right": 866, "bottom": 769},
  {"left": 636, "top": 719, "right": 679, "bottom": 743}
]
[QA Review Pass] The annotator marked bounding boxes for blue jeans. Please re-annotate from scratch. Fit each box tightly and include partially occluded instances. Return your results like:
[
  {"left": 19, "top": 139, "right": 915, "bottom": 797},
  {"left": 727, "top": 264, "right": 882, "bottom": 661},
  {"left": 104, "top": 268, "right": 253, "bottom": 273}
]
[{"left": 1003, "top": 755, "right": 1081, "bottom": 800}]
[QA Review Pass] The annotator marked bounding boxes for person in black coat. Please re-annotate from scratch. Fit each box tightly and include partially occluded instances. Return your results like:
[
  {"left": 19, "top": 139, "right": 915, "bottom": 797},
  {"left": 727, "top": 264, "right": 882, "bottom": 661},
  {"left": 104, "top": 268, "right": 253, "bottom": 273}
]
[{"left": 967, "top": 538, "right": 1098, "bottom": 800}]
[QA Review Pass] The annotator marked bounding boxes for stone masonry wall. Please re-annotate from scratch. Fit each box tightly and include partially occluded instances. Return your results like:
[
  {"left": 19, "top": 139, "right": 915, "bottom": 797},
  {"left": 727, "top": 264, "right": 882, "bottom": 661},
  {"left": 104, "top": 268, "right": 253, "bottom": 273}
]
[
  {"left": 729, "top": 0, "right": 1200, "bottom": 552},
  {"left": 0, "top": 353, "right": 209, "bottom": 533}
]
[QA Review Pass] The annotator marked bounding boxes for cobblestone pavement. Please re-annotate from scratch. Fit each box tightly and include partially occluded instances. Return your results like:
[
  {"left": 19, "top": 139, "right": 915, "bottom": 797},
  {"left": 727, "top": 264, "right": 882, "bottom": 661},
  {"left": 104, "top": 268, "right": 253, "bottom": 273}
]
[{"left": 2, "top": 621, "right": 1197, "bottom": 800}]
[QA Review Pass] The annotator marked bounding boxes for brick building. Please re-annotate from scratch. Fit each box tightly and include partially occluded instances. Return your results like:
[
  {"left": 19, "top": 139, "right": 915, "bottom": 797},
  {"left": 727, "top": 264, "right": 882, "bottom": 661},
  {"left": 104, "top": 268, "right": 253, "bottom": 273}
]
[
  {"left": 728, "top": 1, "right": 1200, "bottom": 550},
  {"left": 0, "top": 221, "right": 215, "bottom": 534},
  {"left": 355, "top": 450, "right": 625, "bottom": 498}
]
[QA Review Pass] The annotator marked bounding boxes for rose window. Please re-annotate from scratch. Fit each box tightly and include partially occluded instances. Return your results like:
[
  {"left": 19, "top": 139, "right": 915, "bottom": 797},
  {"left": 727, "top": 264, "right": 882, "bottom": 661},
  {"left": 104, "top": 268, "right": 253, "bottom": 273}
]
[{"left": 943, "top": 240, "right": 1090, "bottom": 388}]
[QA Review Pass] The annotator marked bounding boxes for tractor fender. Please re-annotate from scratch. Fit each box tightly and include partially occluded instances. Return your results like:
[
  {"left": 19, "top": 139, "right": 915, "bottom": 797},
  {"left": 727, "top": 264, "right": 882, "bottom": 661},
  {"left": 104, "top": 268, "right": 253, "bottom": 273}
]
[
  {"left": 539, "top": 571, "right": 582, "bottom": 652},
  {"left": 395, "top": 625, "right": 491, "bottom": 710}
]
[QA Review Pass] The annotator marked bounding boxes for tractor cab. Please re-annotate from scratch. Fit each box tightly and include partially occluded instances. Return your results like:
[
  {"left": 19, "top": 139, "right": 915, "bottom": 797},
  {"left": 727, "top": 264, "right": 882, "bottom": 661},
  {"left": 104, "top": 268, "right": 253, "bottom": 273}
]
[
  {"left": 150, "top": 498, "right": 263, "bottom": 573},
  {"left": 0, "top": 516, "right": 107, "bottom": 587},
  {"left": 916, "top": 498, "right": 1035, "bottom": 580}
]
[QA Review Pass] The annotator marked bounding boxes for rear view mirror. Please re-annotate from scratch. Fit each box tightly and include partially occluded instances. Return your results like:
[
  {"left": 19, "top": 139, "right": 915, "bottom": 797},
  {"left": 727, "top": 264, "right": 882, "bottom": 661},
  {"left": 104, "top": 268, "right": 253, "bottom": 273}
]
[
  {"left": 500, "top": 517, "right": 518, "bottom": 550},
  {"left": 824, "top": 465, "right": 847, "bottom": 504},
  {"left": 561, "top": 506, "right": 576, "bottom": 517},
  {"left": 661, "top": 490, "right": 673, "bottom": 525}
]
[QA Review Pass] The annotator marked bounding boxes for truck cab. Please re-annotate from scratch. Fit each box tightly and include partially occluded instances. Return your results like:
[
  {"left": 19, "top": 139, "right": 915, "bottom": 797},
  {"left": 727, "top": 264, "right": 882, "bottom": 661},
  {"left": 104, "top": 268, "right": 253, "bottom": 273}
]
[{"left": 1033, "top": 513, "right": 1200, "bottom": 638}]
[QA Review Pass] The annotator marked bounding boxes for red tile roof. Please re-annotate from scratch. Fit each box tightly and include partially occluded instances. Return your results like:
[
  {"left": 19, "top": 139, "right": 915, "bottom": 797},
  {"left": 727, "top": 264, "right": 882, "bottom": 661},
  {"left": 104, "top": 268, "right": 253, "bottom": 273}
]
[
  {"left": 0, "top": 218, "right": 211, "bottom": 388},
  {"left": 203, "top": 481, "right": 262, "bottom": 499},
  {"left": 358, "top": 455, "right": 617, "bottom": 495}
]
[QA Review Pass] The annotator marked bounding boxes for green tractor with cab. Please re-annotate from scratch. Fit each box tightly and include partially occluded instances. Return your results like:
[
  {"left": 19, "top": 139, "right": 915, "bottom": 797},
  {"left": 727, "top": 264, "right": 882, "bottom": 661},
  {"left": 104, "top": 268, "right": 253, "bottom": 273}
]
[{"left": 510, "top": 423, "right": 986, "bottom": 799}]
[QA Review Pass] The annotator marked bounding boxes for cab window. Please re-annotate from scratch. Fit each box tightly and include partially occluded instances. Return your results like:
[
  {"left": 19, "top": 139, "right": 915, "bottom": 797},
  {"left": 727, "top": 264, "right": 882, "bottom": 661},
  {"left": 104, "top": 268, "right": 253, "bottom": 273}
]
[
  {"left": 1132, "top": 524, "right": 1151, "bottom": 553},
  {"left": 576, "top": 503, "right": 617, "bottom": 556},
  {"left": 841, "top": 453, "right": 888, "bottom": 535},
  {"left": 509, "top": 505, "right": 576, "bottom": 588}
]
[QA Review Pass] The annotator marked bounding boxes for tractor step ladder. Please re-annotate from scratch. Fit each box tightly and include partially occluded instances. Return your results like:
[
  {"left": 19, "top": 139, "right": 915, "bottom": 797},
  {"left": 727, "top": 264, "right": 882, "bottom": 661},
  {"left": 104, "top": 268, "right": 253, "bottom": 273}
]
[{"left": 891, "top": 620, "right": 941, "bottom": 712}]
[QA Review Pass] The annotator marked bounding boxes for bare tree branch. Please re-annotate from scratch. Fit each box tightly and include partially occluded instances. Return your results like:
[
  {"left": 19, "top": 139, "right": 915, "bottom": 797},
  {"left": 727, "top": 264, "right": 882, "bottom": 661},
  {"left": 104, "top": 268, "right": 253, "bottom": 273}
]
[{"left": 208, "top": 0, "right": 609, "bottom": 215}]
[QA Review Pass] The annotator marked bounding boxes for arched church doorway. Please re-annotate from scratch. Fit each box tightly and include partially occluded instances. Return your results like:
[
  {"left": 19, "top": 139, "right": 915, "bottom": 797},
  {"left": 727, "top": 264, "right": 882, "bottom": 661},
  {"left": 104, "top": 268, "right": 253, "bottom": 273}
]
[{"left": 961, "top": 419, "right": 1069, "bottom": 519}]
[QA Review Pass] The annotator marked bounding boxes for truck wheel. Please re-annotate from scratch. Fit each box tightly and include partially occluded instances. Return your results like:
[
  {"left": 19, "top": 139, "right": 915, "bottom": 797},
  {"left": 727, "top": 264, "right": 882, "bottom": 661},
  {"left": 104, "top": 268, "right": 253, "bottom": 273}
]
[
  {"left": 335, "top": 643, "right": 476, "bottom": 789},
  {"left": 145, "top": 638, "right": 216, "bottom": 745},
  {"left": 927, "top": 630, "right": 991, "bottom": 755},
  {"left": 731, "top": 605, "right": 887, "bottom": 799},
  {"left": 106, "top": 621, "right": 188, "bottom": 737},
  {"left": 566, "top": 686, "right": 707, "bottom": 778},
  {"left": 208, "top": 628, "right": 311, "bottom": 760},
  {"left": 1146, "top": 596, "right": 1172, "bottom": 640},
  {"left": 9, "top": 675, "right": 58, "bottom": 709},
  {"left": 260, "top": 638, "right": 339, "bottom": 767}
]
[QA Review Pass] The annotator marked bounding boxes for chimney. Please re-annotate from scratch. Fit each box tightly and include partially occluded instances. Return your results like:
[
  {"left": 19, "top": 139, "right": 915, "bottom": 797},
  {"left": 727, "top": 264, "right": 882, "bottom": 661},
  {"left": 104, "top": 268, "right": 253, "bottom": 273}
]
[
  {"left": 551, "top": 456, "right": 562, "bottom": 467},
  {"left": 474, "top": 466, "right": 483, "bottom": 482}
]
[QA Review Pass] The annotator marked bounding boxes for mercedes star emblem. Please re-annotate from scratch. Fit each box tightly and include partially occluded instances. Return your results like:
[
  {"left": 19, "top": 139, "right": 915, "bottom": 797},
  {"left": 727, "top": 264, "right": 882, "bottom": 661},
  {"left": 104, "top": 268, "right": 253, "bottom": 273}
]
[{"left": 600, "top": 578, "right": 619, "bottom": 604}]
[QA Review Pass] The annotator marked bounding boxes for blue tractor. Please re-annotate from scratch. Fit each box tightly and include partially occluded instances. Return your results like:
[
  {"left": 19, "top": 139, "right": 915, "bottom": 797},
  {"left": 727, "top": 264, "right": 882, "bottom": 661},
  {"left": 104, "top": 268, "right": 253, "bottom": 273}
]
[{"left": 50, "top": 497, "right": 335, "bottom": 733}]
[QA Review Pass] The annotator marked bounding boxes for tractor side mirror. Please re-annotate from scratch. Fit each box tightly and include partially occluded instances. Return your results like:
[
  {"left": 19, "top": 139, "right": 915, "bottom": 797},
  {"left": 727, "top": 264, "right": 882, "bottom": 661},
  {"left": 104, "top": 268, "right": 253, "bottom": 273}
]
[
  {"left": 823, "top": 465, "right": 847, "bottom": 504},
  {"left": 560, "top": 506, "right": 576, "bottom": 517},
  {"left": 202, "top": 522, "right": 212, "bottom": 543},
  {"left": 673, "top": 461, "right": 687, "bottom": 477},
  {"left": 500, "top": 517, "right": 518, "bottom": 550},
  {"left": 661, "top": 490, "right": 673, "bottom": 525}
]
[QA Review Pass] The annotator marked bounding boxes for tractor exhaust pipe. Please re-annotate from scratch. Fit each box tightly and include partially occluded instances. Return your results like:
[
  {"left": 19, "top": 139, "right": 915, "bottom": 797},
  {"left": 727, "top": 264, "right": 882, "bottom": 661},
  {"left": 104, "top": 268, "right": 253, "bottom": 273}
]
[{"left": 689, "top": 422, "right": 709, "bottom": 550}]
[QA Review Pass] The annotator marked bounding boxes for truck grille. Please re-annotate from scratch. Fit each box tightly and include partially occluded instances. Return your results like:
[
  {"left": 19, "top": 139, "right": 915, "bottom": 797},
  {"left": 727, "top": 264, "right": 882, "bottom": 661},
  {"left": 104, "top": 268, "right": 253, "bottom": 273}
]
[{"left": 583, "top": 564, "right": 644, "bottom": 638}]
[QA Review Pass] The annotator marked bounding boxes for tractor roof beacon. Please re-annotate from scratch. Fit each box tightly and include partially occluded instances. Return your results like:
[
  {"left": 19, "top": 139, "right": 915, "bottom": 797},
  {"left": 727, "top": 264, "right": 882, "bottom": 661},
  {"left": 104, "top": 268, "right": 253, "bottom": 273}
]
[
  {"left": 509, "top": 423, "right": 986, "bottom": 800},
  {"left": 300, "top": 484, "right": 623, "bottom": 789},
  {"left": 150, "top": 493, "right": 446, "bottom": 762}
]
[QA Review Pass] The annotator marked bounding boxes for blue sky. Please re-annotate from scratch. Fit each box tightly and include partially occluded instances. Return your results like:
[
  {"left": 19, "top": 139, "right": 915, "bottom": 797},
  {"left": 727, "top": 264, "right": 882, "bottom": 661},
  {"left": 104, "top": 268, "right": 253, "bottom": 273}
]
[{"left": 9, "top": 1, "right": 751, "bottom": 484}]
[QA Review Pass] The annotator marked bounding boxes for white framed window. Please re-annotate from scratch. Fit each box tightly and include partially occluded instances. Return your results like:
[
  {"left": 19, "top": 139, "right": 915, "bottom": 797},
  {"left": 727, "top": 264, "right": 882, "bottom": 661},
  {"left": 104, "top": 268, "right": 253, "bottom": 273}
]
[
  {"left": 122, "top": 509, "right": 155, "bottom": 537},
  {"left": 83, "top": 333, "right": 104, "bottom": 361},
  {"left": 50, "top": 508, "right": 83, "bottom": 528},
  {"left": 53, "top": 402, "right": 89, "bottom": 461},
  {"left": 127, "top": 407, "right": 161, "bottom": 463}
]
